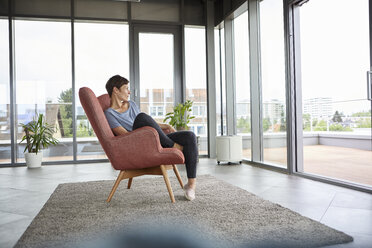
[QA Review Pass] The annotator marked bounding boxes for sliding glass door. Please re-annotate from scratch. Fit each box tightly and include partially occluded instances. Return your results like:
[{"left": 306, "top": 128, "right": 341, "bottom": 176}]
[
  {"left": 134, "top": 27, "right": 178, "bottom": 122},
  {"left": 133, "top": 25, "right": 182, "bottom": 123},
  {"left": 294, "top": 0, "right": 372, "bottom": 188}
]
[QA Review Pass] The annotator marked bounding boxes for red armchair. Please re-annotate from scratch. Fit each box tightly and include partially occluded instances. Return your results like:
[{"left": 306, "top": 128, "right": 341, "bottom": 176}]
[{"left": 79, "top": 87, "right": 185, "bottom": 203}]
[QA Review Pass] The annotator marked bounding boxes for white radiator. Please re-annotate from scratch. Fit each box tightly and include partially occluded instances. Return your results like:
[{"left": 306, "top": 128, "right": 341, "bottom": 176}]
[{"left": 216, "top": 135, "right": 242, "bottom": 164}]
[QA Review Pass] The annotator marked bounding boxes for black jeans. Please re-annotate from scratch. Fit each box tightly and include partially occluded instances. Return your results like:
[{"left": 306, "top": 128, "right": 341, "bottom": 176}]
[{"left": 133, "top": 113, "right": 198, "bottom": 178}]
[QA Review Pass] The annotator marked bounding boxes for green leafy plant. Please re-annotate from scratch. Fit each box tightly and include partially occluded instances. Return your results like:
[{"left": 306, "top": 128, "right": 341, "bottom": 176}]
[
  {"left": 164, "top": 100, "right": 195, "bottom": 130},
  {"left": 20, "top": 113, "right": 59, "bottom": 154}
]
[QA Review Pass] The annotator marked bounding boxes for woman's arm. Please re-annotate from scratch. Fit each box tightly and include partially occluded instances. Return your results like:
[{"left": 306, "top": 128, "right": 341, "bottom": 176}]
[{"left": 112, "top": 126, "right": 129, "bottom": 136}]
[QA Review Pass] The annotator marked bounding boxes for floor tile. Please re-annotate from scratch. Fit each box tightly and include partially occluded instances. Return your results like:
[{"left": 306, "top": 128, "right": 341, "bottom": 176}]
[
  {"left": 0, "top": 191, "right": 51, "bottom": 217},
  {"left": 0, "top": 217, "right": 33, "bottom": 248},
  {"left": 321, "top": 206, "right": 372, "bottom": 235},
  {"left": 272, "top": 201, "right": 329, "bottom": 221},
  {"left": 331, "top": 191, "right": 372, "bottom": 210},
  {"left": 0, "top": 178, "right": 61, "bottom": 193},
  {"left": 324, "top": 233, "right": 372, "bottom": 248},
  {"left": 258, "top": 184, "right": 336, "bottom": 207},
  {"left": 0, "top": 187, "right": 30, "bottom": 201},
  {"left": 0, "top": 211, "right": 28, "bottom": 226}
]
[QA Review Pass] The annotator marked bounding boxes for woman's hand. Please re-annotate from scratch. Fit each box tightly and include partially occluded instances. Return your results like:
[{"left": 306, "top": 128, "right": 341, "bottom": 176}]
[
  {"left": 167, "top": 124, "right": 176, "bottom": 133},
  {"left": 158, "top": 122, "right": 176, "bottom": 133}
]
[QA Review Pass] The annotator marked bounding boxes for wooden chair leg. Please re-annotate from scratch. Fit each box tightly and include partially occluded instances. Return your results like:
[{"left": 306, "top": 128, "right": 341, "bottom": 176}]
[
  {"left": 160, "top": 165, "right": 175, "bottom": 203},
  {"left": 107, "top": 171, "right": 125, "bottom": 202},
  {"left": 172, "top": 164, "right": 184, "bottom": 189},
  {"left": 127, "top": 178, "right": 133, "bottom": 189}
]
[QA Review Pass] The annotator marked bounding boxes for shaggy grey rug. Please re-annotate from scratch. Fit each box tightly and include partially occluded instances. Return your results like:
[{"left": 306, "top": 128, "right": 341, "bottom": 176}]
[{"left": 15, "top": 175, "right": 353, "bottom": 248}]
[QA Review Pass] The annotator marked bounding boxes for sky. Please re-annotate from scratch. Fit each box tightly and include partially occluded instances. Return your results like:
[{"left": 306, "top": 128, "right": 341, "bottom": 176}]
[
  {"left": 299, "top": 0, "right": 370, "bottom": 114},
  {"left": 0, "top": 0, "right": 371, "bottom": 116}
]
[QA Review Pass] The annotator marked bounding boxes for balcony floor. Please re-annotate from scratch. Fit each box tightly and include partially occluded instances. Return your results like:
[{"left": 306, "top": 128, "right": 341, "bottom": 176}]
[{"left": 243, "top": 145, "right": 372, "bottom": 186}]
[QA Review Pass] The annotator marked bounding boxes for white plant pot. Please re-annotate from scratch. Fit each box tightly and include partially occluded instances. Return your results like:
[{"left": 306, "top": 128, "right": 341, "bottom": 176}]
[{"left": 25, "top": 151, "right": 43, "bottom": 168}]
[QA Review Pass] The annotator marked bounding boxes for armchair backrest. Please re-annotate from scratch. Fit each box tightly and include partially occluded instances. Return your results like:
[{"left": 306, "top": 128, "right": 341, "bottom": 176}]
[
  {"left": 79, "top": 87, "right": 114, "bottom": 142},
  {"left": 97, "top": 94, "right": 111, "bottom": 112}
]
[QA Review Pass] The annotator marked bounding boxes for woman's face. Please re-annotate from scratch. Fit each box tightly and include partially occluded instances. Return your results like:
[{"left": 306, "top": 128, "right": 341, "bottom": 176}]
[{"left": 115, "top": 84, "right": 130, "bottom": 101}]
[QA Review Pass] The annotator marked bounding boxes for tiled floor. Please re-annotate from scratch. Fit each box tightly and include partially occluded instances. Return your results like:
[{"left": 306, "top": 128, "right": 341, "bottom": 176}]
[{"left": 0, "top": 159, "right": 371, "bottom": 247}]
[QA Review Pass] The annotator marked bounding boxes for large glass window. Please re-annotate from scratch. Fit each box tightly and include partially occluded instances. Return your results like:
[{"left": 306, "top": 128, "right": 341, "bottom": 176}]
[
  {"left": 0, "top": 19, "right": 10, "bottom": 164},
  {"left": 14, "top": 20, "right": 72, "bottom": 162},
  {"left": 298, "top": 0, "right": 371, "bottom": 187},
  {"left": 233, "top": 11, "right": 251, "bottom": 160},
  {"left": 259, "top": 0, "right": 287, "bottom": 167},
  {"left": 75, "top": 22, "right": 129, "bottom": 161},
  {"left": 185, "top": 26, "right": 207, "bottom": 155}
]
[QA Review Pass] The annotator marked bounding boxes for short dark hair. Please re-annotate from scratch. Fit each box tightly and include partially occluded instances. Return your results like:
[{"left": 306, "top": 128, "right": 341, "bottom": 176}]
[{"left": 106, "top": 75, "right": 129, "bottom": 97}]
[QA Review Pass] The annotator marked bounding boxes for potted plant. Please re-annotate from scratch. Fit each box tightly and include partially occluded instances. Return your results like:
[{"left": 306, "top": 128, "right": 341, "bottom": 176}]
[
  {"left": 20, "top": 113, "right": 59, "bottom": 168},
  {"left": 164, "top": 100, "right": 195, "bottom": 131}
]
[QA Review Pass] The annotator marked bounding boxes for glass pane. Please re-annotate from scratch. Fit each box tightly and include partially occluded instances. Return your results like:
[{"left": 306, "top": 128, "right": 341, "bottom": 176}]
[
  {"left": 299, "top": 0, "right": 372, "bottom": 187},
  {"left": 131, "top": 0, "right": 180, "bottom": 22},
  {"left": 233, "top": 11, "right": 251, "bottom": 160},
  {"left": 215, "top": 28, "right": 222, "bottom": 135},
  {"left": 0, "top": 19, "right": 10, "bottom": 164},
  {"left": 185, "top": 27, "right": 207, "bottom": 155},
  {"left": 139, "top": 33, "right": 174, "bottom": 123},
  {"left": 260, "top": 0, "right": 287, "bottom": 168},
  {"left": 215, "top": 27, "right": 227, "bottom": 136},
  {"left": 14, "top": 20, "right": 72, "bottom": 162},
  {"left": 221, "top": 28, "right": 227, "bottom": 136},
  {"left": 75, "top": 22, "right": 129, "bottom": 161},
  {"left": 75, "top": 0, "right": 128, "bottom": 20},
  {"left": 14, "top": 0, "right": 70, "bottom": 17}
]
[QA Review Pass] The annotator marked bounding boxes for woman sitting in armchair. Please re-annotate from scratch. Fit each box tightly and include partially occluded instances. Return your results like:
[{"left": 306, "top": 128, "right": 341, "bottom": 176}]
[{"left": 104, "top": 75, "right": 198, "bottom": 201}]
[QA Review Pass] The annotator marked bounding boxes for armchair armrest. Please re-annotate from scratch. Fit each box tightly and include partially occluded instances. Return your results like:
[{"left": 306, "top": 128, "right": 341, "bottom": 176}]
[{"left": 103, "top": 126, "right": 184, "bottom": 170}]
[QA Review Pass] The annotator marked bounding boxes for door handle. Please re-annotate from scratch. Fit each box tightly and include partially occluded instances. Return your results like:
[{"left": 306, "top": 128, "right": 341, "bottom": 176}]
[{"left": 368, "top": 71, "right": 372, "bottom": 101}]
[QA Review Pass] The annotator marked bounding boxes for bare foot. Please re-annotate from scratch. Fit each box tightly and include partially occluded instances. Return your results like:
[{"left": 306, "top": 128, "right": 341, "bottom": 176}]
[{"left": 173, "top": 143, "right": 183, "bottom": 151}]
